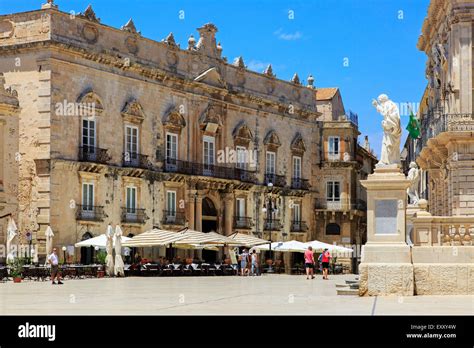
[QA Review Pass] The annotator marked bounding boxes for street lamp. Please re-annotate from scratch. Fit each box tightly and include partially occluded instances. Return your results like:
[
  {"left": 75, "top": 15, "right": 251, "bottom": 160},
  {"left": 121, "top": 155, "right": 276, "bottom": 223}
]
[
  {"left": 62, "top": 246, "right": 67, "bottom": 265},
  {"left": 94, "top": 246, "right": 99, "bottom": 264}
]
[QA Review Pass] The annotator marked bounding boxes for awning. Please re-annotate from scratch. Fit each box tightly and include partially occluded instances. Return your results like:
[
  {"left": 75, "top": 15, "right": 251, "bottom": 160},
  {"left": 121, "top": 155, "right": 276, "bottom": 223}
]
[
  {"left": 305, "top": 240, "right": 353, "bottom": 254},
  {"left": 228, "top": 232, "right": 270, "bottom": 247},
  {"left": 174, "top": 230, "right": 240, "bottom": 246},
  {"left": 121, "top": 229, "right": 185, "bottom": 247}
]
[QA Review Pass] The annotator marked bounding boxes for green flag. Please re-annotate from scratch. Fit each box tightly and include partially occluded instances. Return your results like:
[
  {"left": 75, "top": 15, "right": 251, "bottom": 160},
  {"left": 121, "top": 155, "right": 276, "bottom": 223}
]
[{"left": 406, "top": 111, "right": 421, "bottom": 139}]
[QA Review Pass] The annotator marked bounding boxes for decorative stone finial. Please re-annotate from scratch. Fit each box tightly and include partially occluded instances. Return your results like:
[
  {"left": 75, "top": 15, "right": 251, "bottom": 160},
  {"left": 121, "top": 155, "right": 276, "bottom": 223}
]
[
  {"left": 80, "top": 5, "right": 100, "bottom": 23},
  {"left": 196, "top": 23, "right": 219, "bottom": 58},
  {"left": 216, "top": 42, "right": 223, "bottom": 57},
  {"left": 41, "top": 0, "right": 58, "bottom": 9},
  {"left": 121, "top": 18, "right": 140, "bottom": 35},
  {"left": 264, "top": 64, "right": 275, "bottom": 77},
  {"left": 188, "top": 34, "right": 196, "bottom": 50},
  {"left": 0, "top": 73, "right": 19, "bottom": 107},
  {"left": 233, "top": 56, "right": 245, "bottom": 69},
  {"left": 165, "top": 32, "right": 177, "bottom": 47},
  {"left": 291, "top": 73, "right": 301, "bottom": 85},
  {"left": 306, "top": 74, "right": 315, "bottom": 88}
]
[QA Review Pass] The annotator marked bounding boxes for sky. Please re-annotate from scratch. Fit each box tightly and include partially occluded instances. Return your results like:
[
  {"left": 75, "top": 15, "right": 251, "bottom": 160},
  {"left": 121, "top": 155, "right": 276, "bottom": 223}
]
[{"left": 0, "top": 0, "right": 431, "bottom": 157}]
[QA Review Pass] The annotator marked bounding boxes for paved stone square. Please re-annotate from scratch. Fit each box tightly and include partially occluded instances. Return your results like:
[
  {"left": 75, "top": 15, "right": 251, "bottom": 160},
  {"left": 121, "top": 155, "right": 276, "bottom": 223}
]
[{"left": 0, "top": 275, "right": 472, "bottom": 315}]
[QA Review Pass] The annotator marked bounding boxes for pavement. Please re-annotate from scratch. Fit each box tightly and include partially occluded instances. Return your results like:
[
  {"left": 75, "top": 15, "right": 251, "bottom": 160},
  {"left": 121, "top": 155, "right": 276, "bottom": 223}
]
[{"left": 0, "top": 274, "right": 472, "bottom": 315}]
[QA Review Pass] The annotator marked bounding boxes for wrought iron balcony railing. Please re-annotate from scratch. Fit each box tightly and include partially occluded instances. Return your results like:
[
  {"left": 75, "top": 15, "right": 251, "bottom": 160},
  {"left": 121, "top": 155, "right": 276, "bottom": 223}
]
[
  {"left": 420, "top": 112, "right": 474, "bottom": 149},
  {"left": 121, "top": 207, "right": 147, "bottom": 224},
  {"left": 163, "top": 158, "right": 258, "bottom": 184},
  {"left": 315, "top": 199, "right": 366, "bottom": 211},
  {"left": 263, "top": 218, "right": 282, "bottom": 231},
  {"left": 76, "top": 205, "right": 106, "bottom": 221},
  {"left": 122, "top": 152, "right": 151, "bottom": 169},
  {"left": 291, "top": 177, "right": 310, "bottom": 190},
  {"left": 290, "top": 220, "right": 308, "bottom": 232},
  {"left": 78, "top": 146, "right": 111, "bottom": 164},
  {"left": 162, "top": 210, "right": 186, "bottom": 225},
  {"left": 233, "top": 216, "right": 253, "bottom": 229},
  {"left": 264, "top": 173, "right": 286, "bottom": 187}
]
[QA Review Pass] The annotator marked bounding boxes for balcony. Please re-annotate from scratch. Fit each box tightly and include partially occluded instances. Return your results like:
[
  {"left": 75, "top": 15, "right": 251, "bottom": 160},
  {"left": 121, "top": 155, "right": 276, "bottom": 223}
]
[
  {"left": 76, "top": 205, "right": 106, "bottom": 222},
  {"left": 315, "top": 199, "right": 366, "bottom": 211},
  {"left": 324, "top": 152, "right": 353, "bottom": 162},
  {"left": 291, "top": 177, "right": 310, "bottom": 190},
  {"left": 233, "top": 216, "right": 253, "bottom": 229},
  {"left": 420, "top": 112, "right": 474, "bottom": 149},
  {"left": 122, "top": 152, "right": 151, "bottom": 169},
  {"left": 162, "top": 210, "right": 186, "bottom": 226},
  {"left": 290, "top": 220, "right": 308, "bottom": 232},
  {"left": 121, "top": 207, "right": 147, "bottom": 224},
  {"left": 264, "top": 173, "right": 286, "bottom": 187},
  {"left": 263, "top": 218, "right": 282, "bottom": 231},
  {"left": 78, "top": 145, "right": 111, "bottom": 164},
  {"left": 163, "top": 158, "right": 258, "bottom": 184}
]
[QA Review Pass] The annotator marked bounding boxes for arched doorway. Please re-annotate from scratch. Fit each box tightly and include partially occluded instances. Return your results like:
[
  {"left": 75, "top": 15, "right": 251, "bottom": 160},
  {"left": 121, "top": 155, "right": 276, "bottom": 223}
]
[
  {"left": 80, "top": 232, "right": 94, "bottom": 265},
  {"left": 202, "top": 197, "right": 218, "bottom": 262}
]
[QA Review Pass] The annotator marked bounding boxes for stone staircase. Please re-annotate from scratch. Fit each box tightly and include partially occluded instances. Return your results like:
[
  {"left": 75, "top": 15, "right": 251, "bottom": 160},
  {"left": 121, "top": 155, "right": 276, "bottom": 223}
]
[{"left": 336, "top": 278, "right": 359, "bottom": 296}]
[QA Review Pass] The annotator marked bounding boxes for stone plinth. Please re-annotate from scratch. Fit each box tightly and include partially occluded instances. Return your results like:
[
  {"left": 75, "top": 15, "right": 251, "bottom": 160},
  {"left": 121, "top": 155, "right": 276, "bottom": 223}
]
[{"left": 359, "top": 166, "right": 414, "bottom": 296}]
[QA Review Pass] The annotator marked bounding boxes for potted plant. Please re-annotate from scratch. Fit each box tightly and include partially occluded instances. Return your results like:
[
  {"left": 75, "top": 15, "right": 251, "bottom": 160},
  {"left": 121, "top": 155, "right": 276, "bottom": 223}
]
[
  {"left": 8, "top": 258, "right": 24, "bottom": 283},
  {"left": 96, "top": 250, "right": 107, "bottom": 278}
]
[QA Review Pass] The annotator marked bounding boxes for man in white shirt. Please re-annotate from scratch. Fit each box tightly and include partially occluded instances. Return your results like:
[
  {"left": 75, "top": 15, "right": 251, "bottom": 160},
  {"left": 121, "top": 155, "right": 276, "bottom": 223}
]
[{"left": 47, "top": 248, "right": 63, "bottom": 285}]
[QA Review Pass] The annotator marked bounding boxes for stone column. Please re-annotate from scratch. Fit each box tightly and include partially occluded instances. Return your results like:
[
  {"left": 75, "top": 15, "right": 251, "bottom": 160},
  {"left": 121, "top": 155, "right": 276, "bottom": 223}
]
[
  {"left": 195, "top": 194, "right": 203, "bottom": 232},
  {"left": 359, "top": 165, "right": 413, "bottom": 296},
  {"left": 187, "top": 191, "right": 196, "bottom": 230},
  {"left": 224, "top": 192, "right": 234, "bottom": 236}
]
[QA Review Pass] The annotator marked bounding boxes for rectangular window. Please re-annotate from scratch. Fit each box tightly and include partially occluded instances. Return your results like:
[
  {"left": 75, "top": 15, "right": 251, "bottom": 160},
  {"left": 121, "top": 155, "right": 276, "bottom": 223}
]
[
  {"left": 203, "top": 136, "right": 215, "bottom": 175},
  {"left": 293, "top": 156, "right": 301, "bottom": 179},
  {"left": 327, "top": 181, "right": 341, "bottom": 202},
  {"left": 82, "top": 119, "right": 96, "bottom": 149},
  {"left": 126, "top": 186, "right": 137, "bottom": 213},
  {"left": 293, "top": 203, "right": 301, "bottom": 222},
  {"left": 166, "top": 191, "right": 176, "bottom": 216},
  {"left": 236, "top": 198, "right": 245, "bottom": 218},
  {"left": 82, "top": 183, "right": 94, "bottom": 210},
  {"left": 328, "top": 136, "right": 339, "bottom": 160},
  {"left": 236, "top": 146, "right": 247, "bottom": 169},
  {"left": 166, "top": 133, "right": 178, "bottom": 160},
  {"left": 266, "top": 151, "right": 276, "bottom": 175},
  {"left": 125, "top": 125, "right": 139, "bottom": 158}
]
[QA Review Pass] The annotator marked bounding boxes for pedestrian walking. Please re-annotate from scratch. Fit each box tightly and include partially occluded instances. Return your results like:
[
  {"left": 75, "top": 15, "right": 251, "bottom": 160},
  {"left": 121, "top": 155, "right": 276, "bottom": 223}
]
[
  {"left": 250, "top": 250, "right": 259, "bottom": 276},
  {"left": 47, "top": 248, "right": 63, "bottom": 285},
  {"left": 240, "top": 248, "right": 250, "bottom": 276},
  {"left": 322, "top": 248, "right": 331, "bottom": 280},
  {"left": 304, "top": 246, "right": 315, "bottom": 280}
]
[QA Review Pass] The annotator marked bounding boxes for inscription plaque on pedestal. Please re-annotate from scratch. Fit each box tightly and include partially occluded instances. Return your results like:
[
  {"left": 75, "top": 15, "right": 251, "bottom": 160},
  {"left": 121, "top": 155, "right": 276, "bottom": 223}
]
[{"left": 375, "top": 199, "right": 398, "bottom": 234}]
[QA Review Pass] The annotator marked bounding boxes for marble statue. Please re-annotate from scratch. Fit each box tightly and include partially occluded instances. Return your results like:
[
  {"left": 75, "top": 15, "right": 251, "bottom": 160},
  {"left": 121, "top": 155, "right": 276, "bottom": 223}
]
[
  {"left": 372, "top": 94, "right": 402, "bottom": 167},
  {"left": 407, "top": 162, "right": 420, "bottom": 205}
]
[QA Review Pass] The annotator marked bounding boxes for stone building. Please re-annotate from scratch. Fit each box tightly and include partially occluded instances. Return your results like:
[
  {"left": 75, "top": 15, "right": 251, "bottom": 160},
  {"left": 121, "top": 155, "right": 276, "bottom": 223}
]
[
  {"left": 411, "top": 0, "right": 474, "bottom": 216},
  {"left": 0, "top": 1, "right": 376, "bottom": 266}
]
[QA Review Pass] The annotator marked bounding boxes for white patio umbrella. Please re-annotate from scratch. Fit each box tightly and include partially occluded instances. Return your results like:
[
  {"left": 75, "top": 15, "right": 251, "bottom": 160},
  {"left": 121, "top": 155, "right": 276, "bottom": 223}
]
[
  {"left": 122, "top": 229, "right": 187, "bottom": 247},
  {"left": 105, "top": 225, "right": 114, "bottom": 276},
  {"left": 45, "top": 226, "right": 54, "bottom": 256},
  {"left": 305, "top": 240, "right": 353, "bottom": 255},
  {"left": 74, "top": 234, "right": 132, "bottom": 248},
  {"left": 254, "top": 240, "right": 308, "bottom": 253},
  {"left": 6, "top": 216, "right": 18, "bottom": 262},
  {"left": 114, "top": 225, "right": 125, "bottom": 277},
  {"left": 228, "top": 232, "right": 270, "bottom": 247}
]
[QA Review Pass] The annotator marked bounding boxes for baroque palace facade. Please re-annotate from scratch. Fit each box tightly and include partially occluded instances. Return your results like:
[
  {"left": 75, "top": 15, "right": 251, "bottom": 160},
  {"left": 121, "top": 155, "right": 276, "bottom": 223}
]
[
  {"left": 405, "top": 0, "right": 474, "bottom": 216},
  {"left": 0, "top": 2, "right": 376, "bottom": 265}
]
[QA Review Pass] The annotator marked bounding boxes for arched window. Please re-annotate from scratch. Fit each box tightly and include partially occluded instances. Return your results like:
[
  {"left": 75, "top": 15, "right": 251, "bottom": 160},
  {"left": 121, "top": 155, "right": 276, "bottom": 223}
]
[{"left": 326, "top": 223, "right": 340, "bottom": 235}]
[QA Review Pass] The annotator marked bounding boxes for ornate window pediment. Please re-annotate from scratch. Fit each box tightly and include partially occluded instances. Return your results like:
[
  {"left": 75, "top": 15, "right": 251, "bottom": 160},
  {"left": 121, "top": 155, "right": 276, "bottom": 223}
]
[
  {"left": 233, "top": 122, "right": 253, "bottom": 146},
  {"left": 291, "top": 133, "right": 306, "bottom": 154},
  {"left": 263, "top": 130, "right": 281, "bottom": 148},
  {"left": 163, "top": 106, "right": 186, "bottom": 133},
  {"left": 199, "top": 103, "right": 223, "bottom": 134},
  {"left": 77, "top": 90, "right": 104, "bottom": 115},
  {"left": 121, "top": 100, "right": 145, "bottom": 124}
]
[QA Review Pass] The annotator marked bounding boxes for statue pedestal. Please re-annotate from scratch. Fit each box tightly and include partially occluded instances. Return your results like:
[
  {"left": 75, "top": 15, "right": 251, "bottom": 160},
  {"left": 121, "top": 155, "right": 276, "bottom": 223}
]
[{"left": 359, "top": 165, "right": 414, "bottom": 296}]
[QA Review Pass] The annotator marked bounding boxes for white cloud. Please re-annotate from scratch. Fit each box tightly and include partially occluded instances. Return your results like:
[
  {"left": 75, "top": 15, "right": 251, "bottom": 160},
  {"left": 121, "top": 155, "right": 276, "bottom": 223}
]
[
  {"left": 246, "top": 60, "right": 270, "bottom": 72},
  {"left": 274, "top": 28, "right": 302, "bottom": 41}
]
